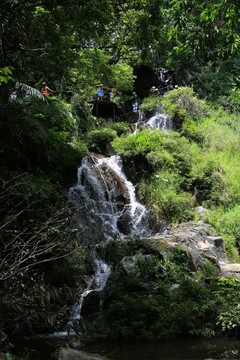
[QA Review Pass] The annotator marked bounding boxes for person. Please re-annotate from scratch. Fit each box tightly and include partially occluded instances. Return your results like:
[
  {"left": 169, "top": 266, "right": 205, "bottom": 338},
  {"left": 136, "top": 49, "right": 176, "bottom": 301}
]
[
  {"left": 109, "top": 88, "right": 114, "bottom": 102},
  {"left": 9, "top": 90, "right": 17, "bottom": 101},
  {"left": 150, "top": 86, "right": 158, "bottom": 94},
  {"left": 131, "top": 92, "right": 139, "bottom": 112},
  {"left": 41, "top": 82, "right": 55, "bottom": 96},
  {"left": 97, "top": 87, "right": 104, "bottom": 101}
]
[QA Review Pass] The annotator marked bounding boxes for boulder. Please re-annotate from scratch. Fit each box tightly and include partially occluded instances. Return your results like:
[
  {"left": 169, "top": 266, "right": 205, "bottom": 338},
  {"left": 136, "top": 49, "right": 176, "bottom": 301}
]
[
  {"left": 220, "top": 263, "right": 240, "bottom": 279},
  {"left": 120, "top": 254, "right": 153, "bottom": 276},
  {"left": 142, "top": 221, "right": 226, "bottom": 272},
  {"left": 81, "top": 290, "right": 101, "bottom": 316},
  {"left": 58, "top": 347, "right": 110, "bottom": 360}
]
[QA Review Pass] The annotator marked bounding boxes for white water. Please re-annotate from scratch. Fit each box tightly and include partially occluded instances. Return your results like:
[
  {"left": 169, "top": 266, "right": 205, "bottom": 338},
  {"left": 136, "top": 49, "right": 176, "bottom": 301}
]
[
  {"left": 52, "top": 153, "right": 152, "bottom": 337},
  {"left": 146, "top": 108, "right": 172, "bottom": 131},
  {"left": 53, "top": 107, "right": 170, "bottom": 337},
  {"left": 97, "top": 155, "right": 148, "bottom": 235},
  {"left": 61, "top": 108, "right": 171, "bottom": 334},
  {"left": 133, "top": 107, "right": 172, "bottom": 133},
  {"left": 69, "top": 154, "right": 150, "bottom": 239},
  {"left": 51, "top": 251, "right": 111, "bottom": 337},
  {"left": 66, "top": 251, "right": 111, "bottom": 335}
]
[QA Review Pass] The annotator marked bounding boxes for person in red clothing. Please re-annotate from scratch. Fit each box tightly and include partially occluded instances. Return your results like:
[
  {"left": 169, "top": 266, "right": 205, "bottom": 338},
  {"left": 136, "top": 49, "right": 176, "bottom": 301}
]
[{"left": 41, "top": 82, "right": 55, "bottom": 96}]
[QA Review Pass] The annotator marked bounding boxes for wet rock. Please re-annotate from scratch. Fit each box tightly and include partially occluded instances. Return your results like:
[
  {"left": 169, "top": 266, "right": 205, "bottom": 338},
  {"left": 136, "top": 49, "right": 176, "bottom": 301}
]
[
  {"left": 81, "top": 290, "right": 101, "bottom": 316},
  {"left": 121, "top": 255, "right": 141, "bottom": 276},
  {"left": 58, "top": 347, "right": 110, "bottom": 360},
  {"left": 117, "top": 211, "right": 131, "bottom": 234}
]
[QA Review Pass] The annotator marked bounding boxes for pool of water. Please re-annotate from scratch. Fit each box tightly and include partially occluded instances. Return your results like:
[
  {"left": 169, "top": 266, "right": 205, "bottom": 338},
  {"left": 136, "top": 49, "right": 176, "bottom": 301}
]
[
  {"left": 12, "top": 335, "right": 240, "bottom": 360},
  {"left": 83, "top": 337, "right": 240, "bottom": 360}
]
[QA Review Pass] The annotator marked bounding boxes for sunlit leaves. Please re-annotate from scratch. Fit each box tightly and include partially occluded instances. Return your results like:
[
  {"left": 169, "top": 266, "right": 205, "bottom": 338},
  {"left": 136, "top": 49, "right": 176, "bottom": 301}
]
[{"left": 0, "top": 67, "right": 13, "bottom": 84}]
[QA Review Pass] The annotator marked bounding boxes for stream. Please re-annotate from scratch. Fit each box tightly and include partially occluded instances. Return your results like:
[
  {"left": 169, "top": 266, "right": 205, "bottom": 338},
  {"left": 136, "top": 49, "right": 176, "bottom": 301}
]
[
  {"left": 12, "top": 336, "right": 240, "bottom": 359},
  {"left": 10, "top": 108, "right": 240, "bottom": 359}
]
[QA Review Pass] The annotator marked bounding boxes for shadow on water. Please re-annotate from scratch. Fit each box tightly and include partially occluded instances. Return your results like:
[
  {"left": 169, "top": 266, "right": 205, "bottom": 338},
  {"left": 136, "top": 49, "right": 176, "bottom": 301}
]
[
  {"left": 12, "top": 336, "right": 240, "bottom": 360},
  {"left": 82, "top": 337, "right": 240, "bottom": 360}
]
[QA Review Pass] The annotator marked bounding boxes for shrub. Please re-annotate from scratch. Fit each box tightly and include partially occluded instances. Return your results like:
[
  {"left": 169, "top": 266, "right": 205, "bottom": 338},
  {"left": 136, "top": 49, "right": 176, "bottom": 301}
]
[
  {"left": 87, "top": 128, "right": 117, "bottom": 154},
  {"left": 138, "top": 170, "right": 194, "bottom": 223},
  {"left": 156, "top": 86, "right": 210, "bottom": 131},
  {"left": 140, "top": 95, "right": 163, "bottom": 112},
  {"left": 206, "top": 206, "right": 240, "bottom": 260},
  {"left": 107, "top": 122, "right": 129, "bottom": 137}
]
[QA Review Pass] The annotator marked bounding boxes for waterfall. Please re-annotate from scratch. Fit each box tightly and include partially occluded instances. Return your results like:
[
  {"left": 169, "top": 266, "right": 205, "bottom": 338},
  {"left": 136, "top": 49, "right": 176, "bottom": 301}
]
[
  {"left": 133, "top": 106, "right": 172, "bottom": 133},
  {"left": 66, "top": 250, "right": 111, "bottom": 336},
  {"left": 146, "top": 107, "right": 172, "bottom": 131},
  {"left": 50, "top": 105, "right": 172, "bottom": 338},
  {"left": 69, "top": 154, "right": 151, "bottom": 239},
  {"left": 50, "top": 250, "right": 111, "bottom": 338},
  {"left": 51, "top": 153, "right": 152, "bottom": 337}
]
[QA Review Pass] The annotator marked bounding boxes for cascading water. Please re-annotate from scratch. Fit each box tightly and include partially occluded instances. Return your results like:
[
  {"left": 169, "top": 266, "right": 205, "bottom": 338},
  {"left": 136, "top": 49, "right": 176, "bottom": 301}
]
[
  {"left": 53, "top": 153, "right": 152, "bottom": 336},
  {"left": 51, "top": 105, "right": 172, "bottom": 338},
  {"left": 146, "top": 107, "right": 172, "bottom": 131},
  {"left": 59, "top": 107, "right": 171, "bottom": 336},
  {"left": 51, "top": 249, "right": 111, "bottom": 337},
  {"left": 133, "top": 106, "right": 172, "bottom": 133},
  {"left": 69, "top": 154, "right": 151, "bottom": 239},
  {"left": 66, "top": 250, "right": 111, "bottom": 336}
]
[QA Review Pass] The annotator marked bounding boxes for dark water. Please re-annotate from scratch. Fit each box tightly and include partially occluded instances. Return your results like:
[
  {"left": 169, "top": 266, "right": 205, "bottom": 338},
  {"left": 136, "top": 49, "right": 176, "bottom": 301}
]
[
  {"left": 83, "top": 338, "right": 240, "bottom": 360},
  {"left": 12, "top": 336, "right": 240, "bottom": 360}
]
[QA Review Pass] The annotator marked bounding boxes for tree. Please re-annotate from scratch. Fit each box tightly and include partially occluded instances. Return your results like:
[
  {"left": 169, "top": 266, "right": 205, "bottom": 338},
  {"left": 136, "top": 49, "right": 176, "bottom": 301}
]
[{"left": 168, "top": 0, "right": 240, "bottom": 68}]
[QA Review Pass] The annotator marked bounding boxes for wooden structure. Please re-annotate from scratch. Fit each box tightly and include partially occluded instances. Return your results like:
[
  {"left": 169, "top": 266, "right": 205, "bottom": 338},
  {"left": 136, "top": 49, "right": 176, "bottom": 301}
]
[{"left": 87, "top": 99, "right": 124, "bottom": 121}]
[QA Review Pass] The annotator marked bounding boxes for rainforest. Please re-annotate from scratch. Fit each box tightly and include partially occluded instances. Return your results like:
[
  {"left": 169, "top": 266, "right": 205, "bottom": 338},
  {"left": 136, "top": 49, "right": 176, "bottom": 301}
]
[{"left": 1, "top": 1, "right": 240, "bottom": 359}]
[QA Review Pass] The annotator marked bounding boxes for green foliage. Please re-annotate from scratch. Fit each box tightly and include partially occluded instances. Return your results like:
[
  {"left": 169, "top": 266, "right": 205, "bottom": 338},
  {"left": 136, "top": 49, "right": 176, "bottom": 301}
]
[
  {"left": 168, "top": 0, "right": 240, "bottom": 69},
  {"left": 196, "top": 259, "right": 219, "bottom": 281},
  {"left": 138, "top": 171, "right": 193, "bottom": 222},
  {"left": 221, "top": 87, "right": 240, "bottom": 113},
  {"left": 107, "top": 122, "right": 129, "bottom": 137},
  {"left": 206, "top": 206, "right": 240, "bottom": 257},
  {"left": 3, "top": 0, "right": 240, "bottom": 347},
  {"left": 69, "top": 49, "right": 134, "bottom": 98},
  {"left": 217, "top": 309, "right": 240, "bottom": 335},
  {"left": 215, "top": 277, "right": 240, "bottom": 336},
  {"left": 140, "top": 96, "right": 164, "bottom": 112},
  {"left": 191, "top": 55, "right": 240, "bottom": 102},
  {"left": 0, "top": 97, "right": 87, "bottom": 185},
  {"left": 158, "top": 87, "right": 210, "bottom": 131},
  {"left": 71, "top": 94, "right": 96, "bottom": 133},
  {"left": 45, "top": 247, "right": 93, "bottom": 287},
  {"left": 0, "top": 67, "right": 13, "bottom": 84},
  {"left": 112, "top": 129, "right": 195, "bottom": 222},
  {"left": 95, "top": 248, "right": 220, "bottom": 340},
  {"left": 87, "top": 128, "right": 118, "bottom": 154}
]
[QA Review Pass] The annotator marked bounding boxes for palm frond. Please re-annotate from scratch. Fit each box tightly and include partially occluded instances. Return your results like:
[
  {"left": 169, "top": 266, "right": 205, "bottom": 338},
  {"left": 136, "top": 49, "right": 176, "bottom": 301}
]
[{"left": 16, "top": 82, "right": 47, "bottom": 101}]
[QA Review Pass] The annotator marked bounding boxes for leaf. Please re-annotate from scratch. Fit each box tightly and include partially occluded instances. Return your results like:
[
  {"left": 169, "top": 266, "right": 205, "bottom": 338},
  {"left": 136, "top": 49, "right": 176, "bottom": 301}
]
[{"left": 16, "top": 82, "right": 47, "bottom": 101}]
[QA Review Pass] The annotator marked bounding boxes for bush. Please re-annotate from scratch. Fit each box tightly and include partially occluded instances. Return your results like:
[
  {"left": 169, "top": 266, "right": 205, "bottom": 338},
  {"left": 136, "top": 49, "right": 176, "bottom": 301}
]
[
  {"left": 87, "top": 127, "right": 117, "bottom": 154},
  {"left": 138, "top": 170, "right": 194, "bottom": 223},
  {"left": 206, "top": 206, "right": 240, "bottom": 259},
  {"left": 156, "top": 86, "right": 210, "bottom": 131},
  {"left": 107, "top": 122, "right": 129, "bottom": 137}
]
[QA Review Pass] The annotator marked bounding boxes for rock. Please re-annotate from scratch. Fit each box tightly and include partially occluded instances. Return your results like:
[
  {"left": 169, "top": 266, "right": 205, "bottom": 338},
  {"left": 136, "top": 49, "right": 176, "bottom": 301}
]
[
  {"left": 117, "top": 211, "right": 131, "bottom": 234},
  {"left": 143, "top": 221, "right": 226, "bottom": 272},
  {"left": 120, "top": 254, "right": 153, "bottom": 276},
  {"left": 121, "top": 255, "right": 141, "bottom": 276},
  {"left": 81, "top": 290, "right": 101, "bottom": 316},
  {"left": 220, "top": 263, "right": 240, "bottom": 279},
  {"left": 58, "top": 347, "right": 110, "bottom": 360},
  {"left": 196, "top": 206, "right": 209, "bottom": 219}
]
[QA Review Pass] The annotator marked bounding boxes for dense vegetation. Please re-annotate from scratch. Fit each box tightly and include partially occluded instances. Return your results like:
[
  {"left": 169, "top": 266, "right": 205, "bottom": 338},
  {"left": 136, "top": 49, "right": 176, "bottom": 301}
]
[{"left": 1, "top": 0, "right": 240, "bottom": 358}]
